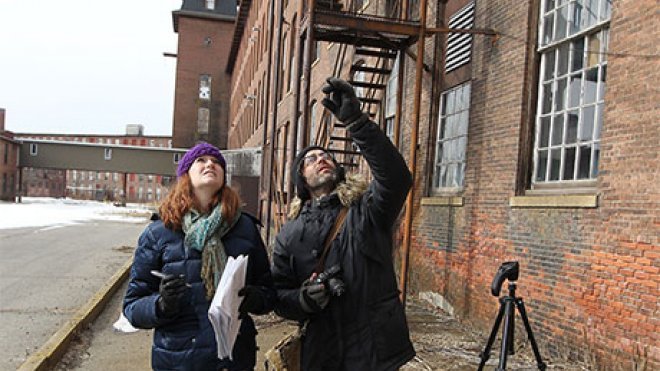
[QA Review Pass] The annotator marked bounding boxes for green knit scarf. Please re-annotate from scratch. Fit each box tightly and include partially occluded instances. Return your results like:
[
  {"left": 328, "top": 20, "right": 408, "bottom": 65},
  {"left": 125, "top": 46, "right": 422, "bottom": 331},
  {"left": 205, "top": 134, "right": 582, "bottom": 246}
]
[{"left": 183, "top": 203, "right": 240, "bottom": 300}]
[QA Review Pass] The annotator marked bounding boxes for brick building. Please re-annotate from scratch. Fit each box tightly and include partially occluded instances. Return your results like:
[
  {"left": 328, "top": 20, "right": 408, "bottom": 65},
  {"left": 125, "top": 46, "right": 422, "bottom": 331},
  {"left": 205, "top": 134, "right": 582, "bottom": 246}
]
[
  {"left": 0, "top": 108, "right": 19, "bottom": 201},
  {"left": 401, "top": 1, "right": 658, "bottom": 368},
  {"left": 220, "top": 0, "right": 659, "bottom": 367},
  {"left": 13, "top": 127, "right": 173, "bottom": 203},
  {"left": 170, "top": 0, "right": 238, "bottom": 149}
]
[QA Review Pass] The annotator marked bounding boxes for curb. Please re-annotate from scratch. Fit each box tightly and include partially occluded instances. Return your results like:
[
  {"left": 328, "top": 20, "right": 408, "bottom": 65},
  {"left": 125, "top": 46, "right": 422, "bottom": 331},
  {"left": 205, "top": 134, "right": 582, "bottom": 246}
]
[{"left": 17, "top": 258, "right": 133, "bottom": 371}]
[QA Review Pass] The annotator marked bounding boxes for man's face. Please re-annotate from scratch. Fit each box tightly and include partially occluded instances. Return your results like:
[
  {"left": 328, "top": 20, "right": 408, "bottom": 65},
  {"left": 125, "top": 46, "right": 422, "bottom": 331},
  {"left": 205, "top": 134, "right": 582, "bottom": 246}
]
[{"left": 301, "top": 149, "right": 338, "bottom": 191}]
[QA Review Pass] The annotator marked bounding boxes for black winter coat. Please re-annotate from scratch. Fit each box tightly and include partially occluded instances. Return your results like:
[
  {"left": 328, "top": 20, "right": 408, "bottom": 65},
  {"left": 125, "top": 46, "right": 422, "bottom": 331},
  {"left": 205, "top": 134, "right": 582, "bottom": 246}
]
[
  {"left": 124, "top": 213, "right": 274, "bottom": 371},
  {"left": 272, "top": 117, "right": 415, "bottom": 371}
]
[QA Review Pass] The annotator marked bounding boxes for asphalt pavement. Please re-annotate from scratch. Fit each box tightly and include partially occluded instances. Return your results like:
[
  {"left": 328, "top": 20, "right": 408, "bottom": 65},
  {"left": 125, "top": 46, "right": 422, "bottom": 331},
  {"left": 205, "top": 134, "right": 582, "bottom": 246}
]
[{"left": 0, "top": 221, "right": 147, "bottom": 370}]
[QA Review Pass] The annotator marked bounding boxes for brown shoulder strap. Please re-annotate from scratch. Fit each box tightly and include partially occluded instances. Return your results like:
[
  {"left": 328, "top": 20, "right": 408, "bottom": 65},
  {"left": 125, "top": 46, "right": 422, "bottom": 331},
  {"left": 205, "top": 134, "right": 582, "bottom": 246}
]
[{"left": 314, "top": 207, "right": 348, "bottom": 273}]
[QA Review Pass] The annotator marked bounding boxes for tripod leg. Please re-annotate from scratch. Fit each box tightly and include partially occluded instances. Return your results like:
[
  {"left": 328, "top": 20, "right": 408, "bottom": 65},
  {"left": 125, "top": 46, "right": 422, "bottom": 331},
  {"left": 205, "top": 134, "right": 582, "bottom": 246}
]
[
  {"left": 478, "top": 298, "right": 506, "bottom": 371},
  {"left": 507, "top": 299, "right": 515, "bottom": 356},
  {"left": 497, "top": 298, "right": 514, "bottom": 370},
  {"left": 515, "top": 299, "right": 547, "bottom": 371}
]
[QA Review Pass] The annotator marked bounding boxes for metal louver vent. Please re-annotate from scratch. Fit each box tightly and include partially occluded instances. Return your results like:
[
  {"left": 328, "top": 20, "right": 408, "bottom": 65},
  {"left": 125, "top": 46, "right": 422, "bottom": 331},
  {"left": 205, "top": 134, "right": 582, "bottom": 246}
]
[{"left": 445, "top": 2, "right": 475, "bottom": 73}]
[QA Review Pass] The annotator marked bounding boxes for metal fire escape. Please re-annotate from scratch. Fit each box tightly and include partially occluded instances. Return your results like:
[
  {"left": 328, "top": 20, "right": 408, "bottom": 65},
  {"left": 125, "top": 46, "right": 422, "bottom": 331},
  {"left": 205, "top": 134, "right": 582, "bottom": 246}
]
[
  {"left": 264, "top": 0, "right": 497, "bottom": 303},
  {"left": 302, "top": 0, "right": 420, "bottom": 171}
]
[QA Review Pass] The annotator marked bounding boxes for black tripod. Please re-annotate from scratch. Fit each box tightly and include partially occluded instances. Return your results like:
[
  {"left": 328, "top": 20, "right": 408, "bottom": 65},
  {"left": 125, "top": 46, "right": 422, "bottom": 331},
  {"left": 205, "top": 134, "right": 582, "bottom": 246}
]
[{"left": 478, "top": 281, "right": 547, "bottom": 370}]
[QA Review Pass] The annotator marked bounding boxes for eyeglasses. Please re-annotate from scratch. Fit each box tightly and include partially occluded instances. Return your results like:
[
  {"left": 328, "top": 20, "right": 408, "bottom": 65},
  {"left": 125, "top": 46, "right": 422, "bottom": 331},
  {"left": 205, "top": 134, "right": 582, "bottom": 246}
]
[{"left": 302, "top": 152, "right": 332, "bottom": 166}]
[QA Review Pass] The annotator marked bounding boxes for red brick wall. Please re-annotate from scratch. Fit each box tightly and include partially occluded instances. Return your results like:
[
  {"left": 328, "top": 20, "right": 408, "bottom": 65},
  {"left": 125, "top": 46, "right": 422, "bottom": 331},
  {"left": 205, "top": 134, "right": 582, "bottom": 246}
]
[
  {"left": 172, "top": 16, "right": 235, "bottom": 149},
  {"left": 0, "top": 136, "right": 19, "bottom": 201},
  {"left": 405, "top": 0, "right": 659, "bottom": 368},
  {"left": 228, "top": 0, "right": 658, "bottom": 366}
]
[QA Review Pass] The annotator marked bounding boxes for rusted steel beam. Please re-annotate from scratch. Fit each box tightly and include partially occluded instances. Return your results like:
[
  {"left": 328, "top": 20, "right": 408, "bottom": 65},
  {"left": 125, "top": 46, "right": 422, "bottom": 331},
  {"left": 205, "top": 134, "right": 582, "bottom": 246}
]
[
  {"left": 315, "top": 11, "right": 420, "bottom": 36},
  {"left": 399, "top": 0, "right": 429, "bottom": 306}
]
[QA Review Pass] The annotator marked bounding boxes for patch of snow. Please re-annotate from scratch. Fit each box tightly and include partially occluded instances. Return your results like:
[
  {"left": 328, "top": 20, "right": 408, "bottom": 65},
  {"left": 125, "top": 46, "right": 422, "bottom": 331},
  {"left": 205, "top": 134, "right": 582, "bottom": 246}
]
[{"left": 0, "top": 197, "right": 153, "bottom": 230}]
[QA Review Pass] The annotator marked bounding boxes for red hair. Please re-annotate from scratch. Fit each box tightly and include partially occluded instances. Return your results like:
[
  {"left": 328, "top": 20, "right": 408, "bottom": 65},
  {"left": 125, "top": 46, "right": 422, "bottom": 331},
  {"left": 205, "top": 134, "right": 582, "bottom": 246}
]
[{"left": 159, "top": 174, "right": 241, "bottom": 230}]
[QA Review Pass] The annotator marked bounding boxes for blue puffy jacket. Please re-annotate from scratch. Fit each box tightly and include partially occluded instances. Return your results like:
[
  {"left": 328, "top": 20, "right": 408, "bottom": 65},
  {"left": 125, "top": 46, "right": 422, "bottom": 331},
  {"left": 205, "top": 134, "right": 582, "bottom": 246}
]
[{"left": 123, "top": 213, "right": 274, "bottom": 371}]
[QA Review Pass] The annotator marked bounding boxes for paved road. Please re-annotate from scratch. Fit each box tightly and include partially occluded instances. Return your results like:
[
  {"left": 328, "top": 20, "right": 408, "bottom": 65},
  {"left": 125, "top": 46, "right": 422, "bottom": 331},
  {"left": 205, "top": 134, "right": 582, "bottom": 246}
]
[{"left": 0, "top": 221, "right": 147, "bottom": 370}]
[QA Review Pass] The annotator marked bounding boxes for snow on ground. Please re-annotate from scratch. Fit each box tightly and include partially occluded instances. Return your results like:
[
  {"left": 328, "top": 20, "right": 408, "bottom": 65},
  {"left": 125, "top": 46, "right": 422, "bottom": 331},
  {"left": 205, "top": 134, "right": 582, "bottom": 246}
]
[{"left": 0, "top": 197, "right": 154, "bottom": 230}]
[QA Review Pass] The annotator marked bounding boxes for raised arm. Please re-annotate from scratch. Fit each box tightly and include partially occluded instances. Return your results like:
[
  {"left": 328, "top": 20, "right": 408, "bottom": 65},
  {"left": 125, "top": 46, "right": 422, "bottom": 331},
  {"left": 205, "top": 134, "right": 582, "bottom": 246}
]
[{"left": 321, "top": 77, "right": 412, "bottom": 228}]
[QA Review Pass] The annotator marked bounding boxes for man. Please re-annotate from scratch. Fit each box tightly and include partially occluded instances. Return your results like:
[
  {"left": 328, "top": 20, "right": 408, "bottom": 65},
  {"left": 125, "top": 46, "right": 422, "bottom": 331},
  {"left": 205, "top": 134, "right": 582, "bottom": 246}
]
[{"left": 271, "top": 77, "right": 415, "bottom": 370}]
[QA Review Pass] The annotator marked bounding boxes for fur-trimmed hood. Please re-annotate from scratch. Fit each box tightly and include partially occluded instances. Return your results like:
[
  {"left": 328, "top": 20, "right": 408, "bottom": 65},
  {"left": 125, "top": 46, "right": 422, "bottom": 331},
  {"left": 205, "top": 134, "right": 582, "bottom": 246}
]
[{"left": 288, "top": 173, "right": 368, "bottom": 219}]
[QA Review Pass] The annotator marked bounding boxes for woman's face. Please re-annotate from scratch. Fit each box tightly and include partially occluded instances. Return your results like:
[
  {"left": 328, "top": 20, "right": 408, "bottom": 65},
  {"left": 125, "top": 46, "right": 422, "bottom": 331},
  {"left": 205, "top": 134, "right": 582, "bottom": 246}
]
[{"left": 188, "top": 155, "right": 225, "bottom": 193}]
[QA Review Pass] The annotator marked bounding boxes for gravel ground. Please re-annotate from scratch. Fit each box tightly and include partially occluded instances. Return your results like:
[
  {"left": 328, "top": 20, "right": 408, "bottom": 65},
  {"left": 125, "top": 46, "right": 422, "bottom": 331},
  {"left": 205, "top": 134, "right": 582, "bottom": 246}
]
[{"left": 56, "top": 283, "right": 590, "bottom": 370}]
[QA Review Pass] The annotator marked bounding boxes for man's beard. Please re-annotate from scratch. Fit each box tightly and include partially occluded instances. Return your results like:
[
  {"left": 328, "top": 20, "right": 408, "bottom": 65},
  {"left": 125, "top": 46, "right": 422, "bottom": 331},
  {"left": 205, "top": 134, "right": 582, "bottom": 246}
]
[{"left": 307, "top": 169, "right": 338, "bottom": 193}]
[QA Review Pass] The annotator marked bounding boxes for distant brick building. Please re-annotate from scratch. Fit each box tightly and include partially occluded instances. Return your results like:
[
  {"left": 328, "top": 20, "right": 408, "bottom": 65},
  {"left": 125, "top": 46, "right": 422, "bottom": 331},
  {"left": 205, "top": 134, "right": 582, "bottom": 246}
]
[
  {"left": 170, "top": 0, "right": 237, "bottom": 149},
  {"left": 13, "top": 128, "right": 172, "bottom": 203},
  {"left": 224, "top": 0, "right": 658, "bottom": 368},
  {"left": 0, "top": 108, "right": 19, "bottom": 201}
]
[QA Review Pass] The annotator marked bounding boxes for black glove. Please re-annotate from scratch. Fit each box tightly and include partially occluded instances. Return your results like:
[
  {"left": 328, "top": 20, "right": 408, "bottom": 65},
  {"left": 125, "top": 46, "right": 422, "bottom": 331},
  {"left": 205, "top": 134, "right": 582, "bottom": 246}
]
[
  {"left": 157, "top": 274, "right": 188, "bottom": 317},
  {"left": 321, "top": 77, "right": 364, "bottom": 124},
  {"left": 299, "top": 279, "right": 330, "bottom": 313},
  {"left": 238, "top": 285, "right": 265, "bottom": 318}
]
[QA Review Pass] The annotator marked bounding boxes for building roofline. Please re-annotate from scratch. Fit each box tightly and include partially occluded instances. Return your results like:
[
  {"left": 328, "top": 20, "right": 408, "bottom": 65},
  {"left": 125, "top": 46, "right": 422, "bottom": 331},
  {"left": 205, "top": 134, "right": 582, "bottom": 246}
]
[
  {"left": 172, "top": 9, "right": 236, "bottom": 32},
  {"left": 225, "top": 0, "right": 252, "bottom": 74},
  {"left": 12, "top": 132, "right": 172, "bottom": 139},
  {"left": 0, "top": 133, "right": 19, "bottom": 144}
]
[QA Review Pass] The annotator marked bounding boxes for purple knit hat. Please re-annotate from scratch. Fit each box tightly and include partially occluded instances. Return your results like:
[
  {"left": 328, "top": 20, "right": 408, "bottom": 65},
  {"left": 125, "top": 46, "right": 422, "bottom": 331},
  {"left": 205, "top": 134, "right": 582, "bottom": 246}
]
[{"left": 176, "top": 142, "right": 226, "bottom": 177}]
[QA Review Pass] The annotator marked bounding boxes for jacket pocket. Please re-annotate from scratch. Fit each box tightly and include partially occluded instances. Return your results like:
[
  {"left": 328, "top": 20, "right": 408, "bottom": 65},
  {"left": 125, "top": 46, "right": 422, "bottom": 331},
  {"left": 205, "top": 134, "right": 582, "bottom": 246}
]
[
  {"left": 368, "top": 296, "right": 412, "bottom": 361},
  {"left": 154, "top": 330, "right": 195, "bottom": 352}
]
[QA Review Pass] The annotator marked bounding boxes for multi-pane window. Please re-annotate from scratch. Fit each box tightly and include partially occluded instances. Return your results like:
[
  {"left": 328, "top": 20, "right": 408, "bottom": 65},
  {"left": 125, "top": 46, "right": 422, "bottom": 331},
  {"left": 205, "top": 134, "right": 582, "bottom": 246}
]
[
  {"left": 384, "top": 56, "right": 399, "bottom": 143},
  {"left": 199, "top": 75, "right": 211, "bottom": 100},
  {"left": 309, "top": 101, "right": 318, "bottom": 145},
  {"left": 533, "top": 0, "right": 611, "bottom": 185},
  {"left": 198, "top": 107, "right": 210, "bottom": 134},
  {"left": 433, "top": 82, "right": 471, "bottom": 190},
  {"left": 205, "top": 0, "right": 215, "bottom": 10},
  {"left": 288, "top": 17, "right": 297, "bottom": 93},
  {"left": 296, "top": 116, "right": 305, "bottom": 151}
]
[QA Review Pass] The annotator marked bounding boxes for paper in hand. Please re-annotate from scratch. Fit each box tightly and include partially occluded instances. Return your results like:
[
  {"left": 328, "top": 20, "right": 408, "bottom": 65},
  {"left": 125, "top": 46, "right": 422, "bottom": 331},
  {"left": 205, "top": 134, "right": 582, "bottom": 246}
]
[{"left": 207, "top": 255, "right": 249, "bottom": 360}]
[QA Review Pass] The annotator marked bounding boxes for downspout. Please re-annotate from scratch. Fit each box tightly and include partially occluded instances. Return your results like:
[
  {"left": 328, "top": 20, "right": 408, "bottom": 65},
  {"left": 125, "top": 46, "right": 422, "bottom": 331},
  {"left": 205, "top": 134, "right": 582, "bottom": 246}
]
[
  {"left": 288, "top": 0, "right": 307, "bottom": 202},
  {"left": 259, "top": 0, "right": 276, "bottom": 222},
  {"left": 399, "top": 0, "right": 429, "bottom": 305},
  {"left": 299, "top": 0, "right": 316, "bottom": 138},
  {"left": 265, "top": 0, "right": 285, "bottom": 244}
]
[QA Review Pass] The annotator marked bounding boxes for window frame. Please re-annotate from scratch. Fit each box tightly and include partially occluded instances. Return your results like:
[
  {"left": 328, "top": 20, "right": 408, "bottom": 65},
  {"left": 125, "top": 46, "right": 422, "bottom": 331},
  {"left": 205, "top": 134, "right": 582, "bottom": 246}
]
[
  {"left": 531, "top": 0, "right": 611, "bottom": 190},
  {"left": 431, "top": 82, "right": 472, "bottom": 194},
  {"left": 199, "top": 74, "right": 212, "bottom": 100}
]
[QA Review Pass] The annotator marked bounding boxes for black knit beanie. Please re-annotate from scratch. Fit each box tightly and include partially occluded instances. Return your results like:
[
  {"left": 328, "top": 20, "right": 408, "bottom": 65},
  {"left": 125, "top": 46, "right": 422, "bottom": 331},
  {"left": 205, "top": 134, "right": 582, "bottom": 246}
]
[{"left": 292, "top": 146, "right": 346, "bottom": 201}]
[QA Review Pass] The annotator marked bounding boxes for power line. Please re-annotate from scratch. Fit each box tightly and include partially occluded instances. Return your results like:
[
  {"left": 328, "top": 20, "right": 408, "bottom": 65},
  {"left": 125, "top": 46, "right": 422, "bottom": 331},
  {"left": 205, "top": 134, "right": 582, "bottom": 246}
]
[{"left": 493, "top": 31, "right": 660, "bottom": 60}]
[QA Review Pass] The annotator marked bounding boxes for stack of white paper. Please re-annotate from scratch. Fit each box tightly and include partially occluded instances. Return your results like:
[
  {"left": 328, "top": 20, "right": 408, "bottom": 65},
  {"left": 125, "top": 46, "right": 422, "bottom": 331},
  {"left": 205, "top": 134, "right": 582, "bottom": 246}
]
[{"left": 208, "top": 255, "right": 249, "bottom": 360}]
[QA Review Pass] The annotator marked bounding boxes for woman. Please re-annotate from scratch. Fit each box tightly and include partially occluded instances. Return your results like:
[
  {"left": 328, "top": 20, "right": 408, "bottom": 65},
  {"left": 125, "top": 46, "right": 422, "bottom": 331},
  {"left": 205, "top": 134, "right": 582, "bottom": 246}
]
[{"left": 123, "top": 142, "right": 274, "bottom": 371}]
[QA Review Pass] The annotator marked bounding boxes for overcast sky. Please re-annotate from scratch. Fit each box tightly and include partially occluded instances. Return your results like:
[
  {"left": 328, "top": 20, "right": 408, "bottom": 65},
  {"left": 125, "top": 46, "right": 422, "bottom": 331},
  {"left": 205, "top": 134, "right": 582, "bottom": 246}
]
[{"left": 0, "top": 0, "right": 182, "bottom": 136}]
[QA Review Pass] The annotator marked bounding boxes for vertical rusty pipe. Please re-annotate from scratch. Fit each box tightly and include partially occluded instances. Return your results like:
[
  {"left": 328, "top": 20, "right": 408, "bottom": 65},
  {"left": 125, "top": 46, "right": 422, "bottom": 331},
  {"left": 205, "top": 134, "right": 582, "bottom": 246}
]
[
  {"left": 259, "top": 0, "right": 277, "bottom": 221},
  {"left": 288, "top": 0, "right": 308, "bottom": 202},
  {"left": 300, "top": 0, "right": 316, "bottom": 136},
  {"left": 399, "top": 0, "right": 428, "bottom": 305}
]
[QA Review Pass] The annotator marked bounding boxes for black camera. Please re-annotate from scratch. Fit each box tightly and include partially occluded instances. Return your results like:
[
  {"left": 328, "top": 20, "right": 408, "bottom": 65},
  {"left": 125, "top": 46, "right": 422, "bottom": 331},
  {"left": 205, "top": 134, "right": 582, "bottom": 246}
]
[
  {"left": 315, "top": 265, "right": 345, "bottom": 297},
  {"left": 490, "top": 261, "right": 519, "bottom": 297}
]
